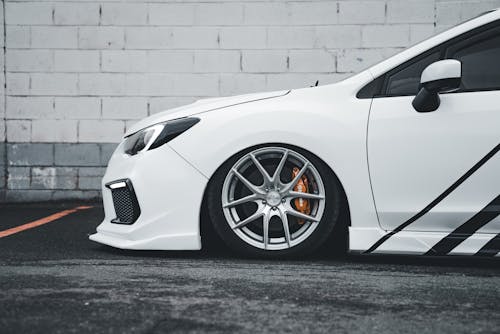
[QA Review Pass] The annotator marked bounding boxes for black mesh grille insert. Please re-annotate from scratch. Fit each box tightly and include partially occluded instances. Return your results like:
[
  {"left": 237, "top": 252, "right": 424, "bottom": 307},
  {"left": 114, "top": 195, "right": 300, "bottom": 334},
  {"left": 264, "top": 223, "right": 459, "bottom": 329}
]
[{"left": 107, "top": 179, "right": 141, "bottom": 224}]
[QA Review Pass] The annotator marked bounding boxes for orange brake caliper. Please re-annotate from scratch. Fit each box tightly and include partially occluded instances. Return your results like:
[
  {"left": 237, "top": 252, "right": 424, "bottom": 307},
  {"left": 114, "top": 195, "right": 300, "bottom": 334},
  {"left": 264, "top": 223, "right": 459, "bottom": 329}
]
[{"left": 292, "top": 167, "right": 311, "bottom": 225}]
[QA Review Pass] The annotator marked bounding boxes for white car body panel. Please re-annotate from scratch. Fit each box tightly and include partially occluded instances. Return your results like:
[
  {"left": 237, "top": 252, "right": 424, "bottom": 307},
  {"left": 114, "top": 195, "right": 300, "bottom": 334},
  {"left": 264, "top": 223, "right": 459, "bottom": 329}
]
[
  {"left": 90, "top": 9, "right": 500, "bottom": 257},
  {"left": 170, "top": 74, "right": 379, "bottom": 237},
  {"left": 89, "top": 144, "right": 207, "bottom": 250},
  {"left": 420, "top": 59, "right": 461, "bottom": 84},
  {"left": 126, "top": 90, "right": 290, "bottom": 136},
  {"left": 369, "top": 91, "right": 500, "bottom": 231}
]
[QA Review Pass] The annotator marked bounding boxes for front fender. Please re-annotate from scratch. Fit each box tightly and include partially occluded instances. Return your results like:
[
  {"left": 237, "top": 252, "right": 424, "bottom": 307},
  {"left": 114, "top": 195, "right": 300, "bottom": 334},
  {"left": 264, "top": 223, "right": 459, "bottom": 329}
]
[{"left": 168, "top": 85, "right": 380, "bottom": 230}]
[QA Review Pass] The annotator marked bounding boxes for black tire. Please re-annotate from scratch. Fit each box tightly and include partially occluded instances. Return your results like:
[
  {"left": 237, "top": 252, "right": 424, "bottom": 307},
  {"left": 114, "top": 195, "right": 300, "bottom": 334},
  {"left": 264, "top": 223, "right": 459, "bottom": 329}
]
[{"left": 206, "top": 144, "right": 344, "bottom": 258}]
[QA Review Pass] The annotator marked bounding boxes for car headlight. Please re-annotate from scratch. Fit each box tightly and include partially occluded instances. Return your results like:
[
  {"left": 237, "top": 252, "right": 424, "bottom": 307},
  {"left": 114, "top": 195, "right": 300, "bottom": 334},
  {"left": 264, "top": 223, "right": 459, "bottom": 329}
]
[{"left": 123, "top": 117, "right": 200, "bottom": 156}]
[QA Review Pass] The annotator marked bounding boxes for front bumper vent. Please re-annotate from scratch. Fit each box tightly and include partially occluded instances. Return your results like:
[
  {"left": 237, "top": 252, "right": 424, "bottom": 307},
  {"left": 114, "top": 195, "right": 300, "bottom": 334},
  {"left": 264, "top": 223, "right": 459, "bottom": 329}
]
[{"left": 106, "top": 179, "right": 141, "bottom": 224}]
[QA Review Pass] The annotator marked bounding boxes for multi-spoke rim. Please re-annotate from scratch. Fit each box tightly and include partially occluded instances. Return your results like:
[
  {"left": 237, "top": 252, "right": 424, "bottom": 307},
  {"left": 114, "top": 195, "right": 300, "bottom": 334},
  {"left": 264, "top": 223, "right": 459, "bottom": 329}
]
[{"left": 222, "top": 147, "right": 326, "bottom": 250}]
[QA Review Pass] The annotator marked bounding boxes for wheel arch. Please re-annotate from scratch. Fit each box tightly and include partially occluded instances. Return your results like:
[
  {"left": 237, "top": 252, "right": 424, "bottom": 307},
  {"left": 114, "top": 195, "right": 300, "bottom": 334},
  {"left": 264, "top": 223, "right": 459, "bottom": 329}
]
[{"left": 198, "top": 142, "right": 351, "bottom": 252}]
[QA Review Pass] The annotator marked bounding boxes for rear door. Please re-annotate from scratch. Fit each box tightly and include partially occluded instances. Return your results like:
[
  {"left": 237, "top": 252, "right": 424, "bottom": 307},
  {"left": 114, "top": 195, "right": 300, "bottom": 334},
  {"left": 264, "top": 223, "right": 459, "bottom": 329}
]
[{"left": 367, "top": 23, "right": 500, "bottom": 234}]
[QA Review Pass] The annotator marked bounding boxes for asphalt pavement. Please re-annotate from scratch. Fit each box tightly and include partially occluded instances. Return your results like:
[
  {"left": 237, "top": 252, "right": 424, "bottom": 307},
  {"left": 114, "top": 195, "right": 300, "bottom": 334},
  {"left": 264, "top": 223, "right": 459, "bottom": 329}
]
[{"left": 0, "top": 202, "right": 499, "bottom": 334}]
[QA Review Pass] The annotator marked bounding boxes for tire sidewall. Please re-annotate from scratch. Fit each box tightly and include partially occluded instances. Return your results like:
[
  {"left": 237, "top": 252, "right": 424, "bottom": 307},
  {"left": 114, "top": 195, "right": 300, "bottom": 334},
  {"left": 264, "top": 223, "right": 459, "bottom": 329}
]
[{"left": 207, "top": 144, "right": 342, "bottom": 258}]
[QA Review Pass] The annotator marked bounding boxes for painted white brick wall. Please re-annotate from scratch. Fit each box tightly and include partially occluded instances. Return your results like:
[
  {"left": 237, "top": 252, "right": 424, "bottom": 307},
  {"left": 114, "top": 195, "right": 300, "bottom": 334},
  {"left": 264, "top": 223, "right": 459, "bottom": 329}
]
[
  {"left": 0, "top": 2, "right": 4, "bottom": 145},
  {"left": 2, "top": 0, "right": 500, "bottom": 145}
]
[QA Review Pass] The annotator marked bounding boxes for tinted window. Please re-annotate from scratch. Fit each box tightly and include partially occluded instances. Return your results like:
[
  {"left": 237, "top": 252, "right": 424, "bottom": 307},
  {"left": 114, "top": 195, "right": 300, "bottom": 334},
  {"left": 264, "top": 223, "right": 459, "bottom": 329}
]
[
  {"left": 385, "top": 52, "right": 440, "bottom": 96},
  {"left": 449, "top": 34, "right": 500, "bottom": 91}
]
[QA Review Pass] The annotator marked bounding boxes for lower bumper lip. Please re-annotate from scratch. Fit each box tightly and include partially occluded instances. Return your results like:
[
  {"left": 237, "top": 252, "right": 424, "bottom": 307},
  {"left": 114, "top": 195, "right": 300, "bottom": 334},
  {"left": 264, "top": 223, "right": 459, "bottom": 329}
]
[{"left": 94, "top": 143, "right": 207, "bottom": 251}]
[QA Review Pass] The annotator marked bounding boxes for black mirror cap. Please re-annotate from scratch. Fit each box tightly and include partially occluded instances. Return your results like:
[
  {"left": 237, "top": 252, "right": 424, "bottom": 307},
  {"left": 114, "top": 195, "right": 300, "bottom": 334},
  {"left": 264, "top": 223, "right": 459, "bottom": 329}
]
[
  {"left": 412, "top": 77, "right": 461, "bottom": 112},
  {"left": 413, "top": 87, "right": 440, "bottom": 112}
]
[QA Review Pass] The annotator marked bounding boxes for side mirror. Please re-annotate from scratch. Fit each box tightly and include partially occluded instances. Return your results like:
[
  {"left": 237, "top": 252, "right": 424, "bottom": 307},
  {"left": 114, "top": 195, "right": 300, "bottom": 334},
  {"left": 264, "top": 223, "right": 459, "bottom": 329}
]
[{"left": 412, "top": 59, "right": 461, "bottom": 112}]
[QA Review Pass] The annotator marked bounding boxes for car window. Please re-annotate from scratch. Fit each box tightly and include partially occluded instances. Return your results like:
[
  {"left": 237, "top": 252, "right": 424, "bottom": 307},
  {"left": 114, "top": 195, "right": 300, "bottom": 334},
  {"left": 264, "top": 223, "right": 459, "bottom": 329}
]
[
  {"left": 385, "top": 52, "right": 441, "bottom": 96},
  {"left": 448, "top": 34, "right": 500, "bottom": 91},
  {"left": 357, "top": 20, "right": 500, "bottom": 99}
]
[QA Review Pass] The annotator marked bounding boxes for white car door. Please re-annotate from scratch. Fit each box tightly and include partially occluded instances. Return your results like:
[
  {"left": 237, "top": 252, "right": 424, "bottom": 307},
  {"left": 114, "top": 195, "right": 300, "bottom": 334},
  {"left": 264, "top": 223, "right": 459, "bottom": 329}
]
[{"left": 367, "top": 23, "right": 500, "bottom": 239}]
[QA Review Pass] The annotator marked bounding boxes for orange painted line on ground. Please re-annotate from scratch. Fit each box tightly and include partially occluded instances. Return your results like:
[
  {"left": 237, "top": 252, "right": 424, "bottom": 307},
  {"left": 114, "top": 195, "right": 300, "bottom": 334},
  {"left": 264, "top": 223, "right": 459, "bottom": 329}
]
[{"left": 0, "top": 206, "right": 93, "bottom": 239}]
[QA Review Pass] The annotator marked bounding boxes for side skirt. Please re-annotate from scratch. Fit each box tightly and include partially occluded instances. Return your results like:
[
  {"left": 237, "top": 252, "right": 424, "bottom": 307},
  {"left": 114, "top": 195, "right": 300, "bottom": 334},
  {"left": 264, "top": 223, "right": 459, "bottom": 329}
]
[{"left": 349, "top": 227, "right": 500, "bottom": 256}]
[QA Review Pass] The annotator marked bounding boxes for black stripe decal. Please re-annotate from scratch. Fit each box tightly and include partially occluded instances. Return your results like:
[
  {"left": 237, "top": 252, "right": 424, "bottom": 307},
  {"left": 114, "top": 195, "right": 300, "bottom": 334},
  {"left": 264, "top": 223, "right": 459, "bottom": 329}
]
[
  {"left": 365, "top": 143, "right": 500, "bottom": 254},
  {"left": 425, "top": 195, "right": 500, "bottom": 255},
  {"left": 475, "top": 233, "right": 500, "bottom": 257}
]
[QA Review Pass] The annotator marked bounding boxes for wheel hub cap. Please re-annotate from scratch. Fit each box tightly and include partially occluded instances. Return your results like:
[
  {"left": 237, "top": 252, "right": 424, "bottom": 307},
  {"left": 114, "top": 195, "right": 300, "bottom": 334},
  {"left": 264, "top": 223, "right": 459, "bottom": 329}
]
[{"left": 266, "top": 190, "right": 282, "bottom": 207}]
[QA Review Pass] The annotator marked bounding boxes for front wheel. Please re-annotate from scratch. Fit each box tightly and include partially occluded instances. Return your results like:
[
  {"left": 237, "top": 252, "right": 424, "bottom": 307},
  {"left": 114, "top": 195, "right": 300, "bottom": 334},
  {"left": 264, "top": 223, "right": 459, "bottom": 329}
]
[{"left": 207, "top": 145, "right": 342, "bottom": 258}]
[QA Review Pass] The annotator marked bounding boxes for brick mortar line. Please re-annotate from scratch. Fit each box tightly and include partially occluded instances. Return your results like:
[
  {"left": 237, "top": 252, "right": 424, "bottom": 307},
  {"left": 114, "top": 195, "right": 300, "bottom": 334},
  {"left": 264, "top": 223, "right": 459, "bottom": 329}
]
[
  {"left": 3, "top": 47, "right": 402, "bottom": 51},
  {"left": 2, "top": 0, "right": 7, "bottom": 193},
  {"left": 13, "top": 0, "right": 196, "bottom": 1},
  {"left": 4, "top": 24, "right": 431, "bottom": 27},
  {"left": 5, "top": 71, "right": 358, "bottom": 75},
  {"left": 6, "top": 71, "right": 345, "bottom": 74}
]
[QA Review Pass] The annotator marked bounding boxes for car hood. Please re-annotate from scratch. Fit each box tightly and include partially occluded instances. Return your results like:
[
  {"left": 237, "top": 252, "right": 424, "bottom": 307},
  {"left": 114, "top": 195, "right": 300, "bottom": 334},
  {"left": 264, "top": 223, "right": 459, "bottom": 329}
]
[{"left": 125, "top": 90, "right": 290, "bottom": 136}]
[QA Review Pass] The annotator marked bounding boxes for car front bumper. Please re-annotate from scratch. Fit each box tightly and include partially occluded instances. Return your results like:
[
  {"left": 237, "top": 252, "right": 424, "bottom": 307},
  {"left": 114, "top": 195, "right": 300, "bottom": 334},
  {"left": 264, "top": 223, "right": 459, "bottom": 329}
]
[{"left": 89, "top": 143, "right": 208, "bottom": 250}]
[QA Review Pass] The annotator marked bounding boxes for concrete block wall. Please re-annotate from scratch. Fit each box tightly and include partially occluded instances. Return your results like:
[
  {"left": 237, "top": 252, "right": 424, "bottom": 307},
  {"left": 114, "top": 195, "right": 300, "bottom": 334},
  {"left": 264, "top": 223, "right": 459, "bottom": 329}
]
[{"left": 1, "top": 0, "right": 500, "bottom": 201}]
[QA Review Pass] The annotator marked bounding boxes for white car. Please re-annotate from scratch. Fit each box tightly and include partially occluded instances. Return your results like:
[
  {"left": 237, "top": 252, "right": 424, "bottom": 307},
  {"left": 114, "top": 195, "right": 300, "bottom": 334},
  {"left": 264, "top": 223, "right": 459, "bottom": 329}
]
[{"left": 90, "top": 9, "right": 500, "bottom": 258}]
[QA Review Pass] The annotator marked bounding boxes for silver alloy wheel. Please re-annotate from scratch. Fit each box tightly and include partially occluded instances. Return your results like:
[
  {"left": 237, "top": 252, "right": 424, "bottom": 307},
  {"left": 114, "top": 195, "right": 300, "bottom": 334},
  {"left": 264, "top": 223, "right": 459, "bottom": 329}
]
[{"left": 221, "top": 147, "right": 326, "bottom": 250}]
